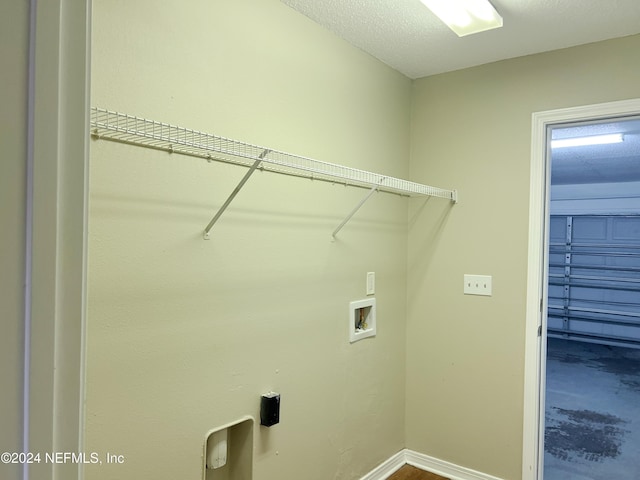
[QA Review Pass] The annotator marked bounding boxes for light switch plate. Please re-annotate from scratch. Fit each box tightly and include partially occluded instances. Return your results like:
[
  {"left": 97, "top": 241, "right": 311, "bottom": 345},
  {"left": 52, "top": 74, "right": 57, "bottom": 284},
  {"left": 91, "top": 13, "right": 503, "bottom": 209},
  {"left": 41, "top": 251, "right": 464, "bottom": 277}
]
[{"left": 464, "top": 274, "right": 492, "bottom": 296}]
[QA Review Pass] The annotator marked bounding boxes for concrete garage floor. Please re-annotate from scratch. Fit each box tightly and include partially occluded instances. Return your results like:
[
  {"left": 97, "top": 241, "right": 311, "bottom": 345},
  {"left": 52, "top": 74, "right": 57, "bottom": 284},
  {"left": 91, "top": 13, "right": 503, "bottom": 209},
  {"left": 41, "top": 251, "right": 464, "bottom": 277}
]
[{"left": 544, "top": 338, "right": 640, "bottom": 479}]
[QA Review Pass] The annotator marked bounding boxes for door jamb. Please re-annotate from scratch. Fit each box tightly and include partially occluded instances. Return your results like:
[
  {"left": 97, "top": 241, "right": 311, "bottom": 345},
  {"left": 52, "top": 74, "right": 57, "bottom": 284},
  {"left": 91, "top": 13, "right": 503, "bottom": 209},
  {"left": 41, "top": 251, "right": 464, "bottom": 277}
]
[{"left": 25, "top": 1, "right": 91, "bottom": 479}]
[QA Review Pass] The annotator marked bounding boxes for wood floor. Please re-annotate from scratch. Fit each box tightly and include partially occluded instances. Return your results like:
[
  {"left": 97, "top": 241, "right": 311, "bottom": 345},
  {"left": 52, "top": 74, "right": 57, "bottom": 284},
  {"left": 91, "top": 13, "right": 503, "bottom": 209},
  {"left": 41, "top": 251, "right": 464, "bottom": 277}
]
[{"left": 388, "top": 465, "right": 449, "bottom": 480}]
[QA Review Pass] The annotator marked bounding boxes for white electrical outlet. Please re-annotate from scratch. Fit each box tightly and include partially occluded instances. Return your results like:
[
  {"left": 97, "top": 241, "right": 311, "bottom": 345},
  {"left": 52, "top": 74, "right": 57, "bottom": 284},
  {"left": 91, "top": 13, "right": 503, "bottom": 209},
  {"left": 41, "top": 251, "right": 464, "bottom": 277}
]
[{"left": 464, "top": 274, "right": 492, "bottom": 296}]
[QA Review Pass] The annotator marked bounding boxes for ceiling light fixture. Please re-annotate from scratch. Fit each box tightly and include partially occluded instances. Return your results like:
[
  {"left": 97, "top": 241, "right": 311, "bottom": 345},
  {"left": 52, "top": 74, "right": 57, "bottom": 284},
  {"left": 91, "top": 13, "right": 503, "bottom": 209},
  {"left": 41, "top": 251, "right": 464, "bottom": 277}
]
[
  {"left": 420, "top": 0, "right": 503, "bottom": 37},
  {"left": 551, "top": 133, "right": 624, "bottom": 149}
]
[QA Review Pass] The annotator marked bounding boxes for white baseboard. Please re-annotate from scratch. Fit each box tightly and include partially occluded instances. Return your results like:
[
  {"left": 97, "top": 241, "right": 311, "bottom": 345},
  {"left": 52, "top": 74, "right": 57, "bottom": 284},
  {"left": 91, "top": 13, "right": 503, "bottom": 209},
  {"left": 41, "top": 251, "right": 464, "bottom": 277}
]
[
  {"left": 405, "top": 450, "right": 506, "bottom": 480},
  {"left": 359, "top": 450, "right": 406, "bottom": 480},
  {"left": 361, "top": 449, "right": 506, "bottom": 480}
]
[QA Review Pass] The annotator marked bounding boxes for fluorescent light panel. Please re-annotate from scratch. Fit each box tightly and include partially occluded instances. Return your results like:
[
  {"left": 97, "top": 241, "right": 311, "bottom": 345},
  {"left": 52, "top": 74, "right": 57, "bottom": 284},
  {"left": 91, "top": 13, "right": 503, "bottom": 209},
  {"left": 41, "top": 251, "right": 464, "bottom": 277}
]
[
  {"left": 421, "top": 0, "right": 503, "bottom": 37},
  {"left": 551, "top": 133, "right": 624, "bottom": 149}
]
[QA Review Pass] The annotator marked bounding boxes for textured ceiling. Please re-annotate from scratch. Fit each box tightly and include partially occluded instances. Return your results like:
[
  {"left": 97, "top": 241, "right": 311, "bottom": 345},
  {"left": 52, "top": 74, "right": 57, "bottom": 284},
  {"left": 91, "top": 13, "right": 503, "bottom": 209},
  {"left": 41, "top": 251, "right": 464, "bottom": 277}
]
[
  {"left": 280, "top": 0, "right": 640, "bottom": 79},
  {"left": 280, "top": 1, "right": 640, "bottom": 184},
  {"left": 551, "top": 118, "right": 640, "bottom": 185}
]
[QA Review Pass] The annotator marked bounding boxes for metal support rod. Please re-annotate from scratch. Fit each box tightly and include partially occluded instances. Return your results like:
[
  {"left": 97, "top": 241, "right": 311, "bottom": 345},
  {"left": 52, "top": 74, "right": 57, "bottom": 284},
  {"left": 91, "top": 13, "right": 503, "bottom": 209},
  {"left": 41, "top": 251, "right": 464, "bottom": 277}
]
[
  {"left": 331, "top": 185, "right": 379, "bottom": 240},
  {"left": 203, "top": 149, "right": 270, "bottom": 239}
]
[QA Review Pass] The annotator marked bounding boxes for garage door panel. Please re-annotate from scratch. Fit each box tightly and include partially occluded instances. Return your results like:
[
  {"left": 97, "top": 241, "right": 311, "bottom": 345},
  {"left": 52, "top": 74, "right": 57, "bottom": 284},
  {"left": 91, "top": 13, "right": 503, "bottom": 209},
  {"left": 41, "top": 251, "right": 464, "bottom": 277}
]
[
  {"left": 547, "top": 215, "right": 640, "bottom": 348},
  {"left": 572, "top": 216, "right": 608, "bottom": 240},
  {"left": 613, "top": 216, "right": 640, "bottom": 240},
  {"left": 550, "top": 216, "right": 567, "bottom": 241}
]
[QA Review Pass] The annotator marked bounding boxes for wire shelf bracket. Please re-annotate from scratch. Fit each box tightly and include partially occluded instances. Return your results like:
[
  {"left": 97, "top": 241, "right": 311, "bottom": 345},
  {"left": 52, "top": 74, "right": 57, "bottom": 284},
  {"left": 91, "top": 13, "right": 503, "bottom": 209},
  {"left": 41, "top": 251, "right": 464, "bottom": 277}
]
[
  {"left": 332, "top": 185, "right": 380, "bottom": 241},
  {"left": 203, "top": 149, "right": 270, "bottom": 240},
  {"left": 90, "top": 108, "right": 458, "bottom": 239}
]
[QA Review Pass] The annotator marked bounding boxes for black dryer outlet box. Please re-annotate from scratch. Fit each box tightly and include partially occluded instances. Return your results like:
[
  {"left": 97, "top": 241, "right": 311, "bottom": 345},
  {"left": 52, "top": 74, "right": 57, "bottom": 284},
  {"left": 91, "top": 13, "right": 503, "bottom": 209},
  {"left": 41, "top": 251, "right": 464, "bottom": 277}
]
[{"left": 260, "top": 392, "right": 280, "bottom": 427}]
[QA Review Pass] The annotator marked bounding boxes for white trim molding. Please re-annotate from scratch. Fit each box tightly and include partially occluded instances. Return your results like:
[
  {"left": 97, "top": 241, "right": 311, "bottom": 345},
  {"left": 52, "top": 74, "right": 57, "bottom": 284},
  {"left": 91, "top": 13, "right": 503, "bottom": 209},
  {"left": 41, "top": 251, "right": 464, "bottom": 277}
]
[
  {"left": 361, "top": 450, "right": 507, "bottom": 480},
  {"left": 523, "top": 97, "right": 640, "bottom": 480},
  {"left": 405, "top": 450, "right": 506, "bottom": 480},
  {"left": 359, "top": 450, "right": 406, "bottom": 480},
  {"left": 26, "top": 1, "right": 91, "bottom": 479}
]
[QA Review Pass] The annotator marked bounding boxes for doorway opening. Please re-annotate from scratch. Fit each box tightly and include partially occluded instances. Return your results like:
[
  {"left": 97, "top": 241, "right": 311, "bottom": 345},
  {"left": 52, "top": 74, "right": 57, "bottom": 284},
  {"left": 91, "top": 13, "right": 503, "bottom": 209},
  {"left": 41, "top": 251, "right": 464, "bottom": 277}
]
[{"left": 543, "top": 117, "right": 640, "bottom": 479}]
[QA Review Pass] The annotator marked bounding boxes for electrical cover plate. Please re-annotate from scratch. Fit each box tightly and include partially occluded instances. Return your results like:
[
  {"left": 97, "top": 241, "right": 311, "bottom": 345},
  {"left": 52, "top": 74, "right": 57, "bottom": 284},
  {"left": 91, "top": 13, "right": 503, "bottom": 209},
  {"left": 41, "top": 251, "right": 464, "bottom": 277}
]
[
  {"left": 464, "top": 274, "right": 492, "bottom": 296},
  {"left": 366, "top": 272, "right": 375, "bottom": 295}
]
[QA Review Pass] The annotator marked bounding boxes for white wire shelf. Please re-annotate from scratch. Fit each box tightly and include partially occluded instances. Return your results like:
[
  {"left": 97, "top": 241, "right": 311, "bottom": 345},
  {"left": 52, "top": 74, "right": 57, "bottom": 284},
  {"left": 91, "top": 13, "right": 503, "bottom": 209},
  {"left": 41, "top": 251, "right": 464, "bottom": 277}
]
[{"left": 90, "top": 107, "right": 457, "bottom": 238}]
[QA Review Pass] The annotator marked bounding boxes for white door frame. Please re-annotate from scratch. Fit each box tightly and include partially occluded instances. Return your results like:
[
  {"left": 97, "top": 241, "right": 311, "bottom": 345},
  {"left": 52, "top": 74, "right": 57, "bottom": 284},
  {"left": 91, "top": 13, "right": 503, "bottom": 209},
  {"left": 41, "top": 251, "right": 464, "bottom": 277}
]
[
  {"left": 25, "top": 1, "right": 91, "bottom": 479},
  {"left": 522, "top": 97, "right": 640, "bottom": 480}
]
